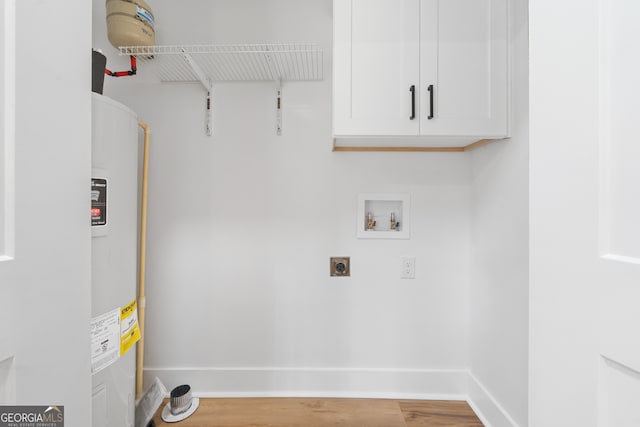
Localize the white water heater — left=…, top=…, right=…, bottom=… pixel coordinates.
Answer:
left=91, top=93, right=139, bottom=427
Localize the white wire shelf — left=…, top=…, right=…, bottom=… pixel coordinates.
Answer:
left=118, top=43, right=323, bottom=82
left=117, top=43, right=323, bottom=136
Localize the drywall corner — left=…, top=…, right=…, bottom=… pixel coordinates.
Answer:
left=467, top=372, right=521, bottom=427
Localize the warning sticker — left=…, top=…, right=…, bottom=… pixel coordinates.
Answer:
left=91, top=299, right=141, bottom=374
left=91, top=178, right=107, bottom=226
left=90, top=308, right=120, bottom=374
left=120, top=298, right=141, bottom=356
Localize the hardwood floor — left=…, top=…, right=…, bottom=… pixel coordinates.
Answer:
left=152, top=398, right=484, bottom=426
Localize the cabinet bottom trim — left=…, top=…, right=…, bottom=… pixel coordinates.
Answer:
left=332, top=138, right=503, bottom=153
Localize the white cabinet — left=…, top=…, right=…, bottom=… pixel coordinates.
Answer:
left=333, top=0, right=509, bottom=146
left=333, top=0, right=420, bottom=136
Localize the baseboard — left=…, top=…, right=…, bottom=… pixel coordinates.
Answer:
left=466, top=372, right=521, bottom=427
left=143, top=367, right=468, bottom=400
left=143, top=367, right=521, bottom=426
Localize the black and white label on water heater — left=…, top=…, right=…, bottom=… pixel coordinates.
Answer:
left=91, top=178, right=107, bottom=226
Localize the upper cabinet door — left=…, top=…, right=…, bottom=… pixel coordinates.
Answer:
left=420, top=0, right=508, bottom=137
left=333, top=0, right=509, bottom=144
left=333, top=0, right=420, bottom=136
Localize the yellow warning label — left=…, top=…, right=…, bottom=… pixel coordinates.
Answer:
left=120, top=298, right=141, bottom=356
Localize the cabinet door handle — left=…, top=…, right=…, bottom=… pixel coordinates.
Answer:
left=427, top=84, right=434, bottom=120
left=409, top=85, right=416, bottom=120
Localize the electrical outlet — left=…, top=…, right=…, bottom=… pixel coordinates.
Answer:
left=401, top=257, right=415, bottom=279
left=330, top=257, right=350, bottom=277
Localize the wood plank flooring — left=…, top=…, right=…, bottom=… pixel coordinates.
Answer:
left=152, top=398, right=484, bottom=426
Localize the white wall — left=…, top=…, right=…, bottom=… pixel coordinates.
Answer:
left=93, top=0, right=474, bottom=397
left=468, top=0, right=529, bottom=426
left=529, top=0, right=601, bottom=425
left=0, top=0, right=92, bottom=425
left=0, top=1, right=7, bottom=258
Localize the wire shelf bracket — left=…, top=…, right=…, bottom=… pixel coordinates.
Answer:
left=276, top=79, right=282, bottom=136
left=179, top=50, right=213, bottom=136
left=118, top=44, right=324, bottom=136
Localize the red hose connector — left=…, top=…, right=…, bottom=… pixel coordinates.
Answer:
left=105, top=55, right=137, bottom=77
